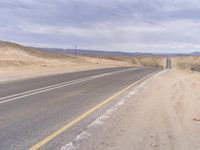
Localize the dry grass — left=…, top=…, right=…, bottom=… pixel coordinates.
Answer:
left=131, top=56, right=165, bottom=67
left=0, top=41, right=137, bottom=82
left=0, top=41, right=134, bottom=72
left=171, top=56, right=200, bottom=71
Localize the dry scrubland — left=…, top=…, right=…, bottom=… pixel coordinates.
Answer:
left=96, top=56, right=166, bottom=68
left=0, top=41, right=167, bottom=71
left=131, top=56, right=200, bottom=71
left=131, top=56, right=165, bottom=67
left=0, top=41, right=168, bottom=82
left=1, top=41, right=200, bottom=82
left=0, top=41, right=133, bottom=81
left=171, top=56, right=200, bottom=71
left=0, top=41, right=132, bottom=71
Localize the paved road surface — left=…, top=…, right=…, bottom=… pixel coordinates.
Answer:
left=166, top=58, right=172, bottom=69
left=0, top=67, right=161, bottom=150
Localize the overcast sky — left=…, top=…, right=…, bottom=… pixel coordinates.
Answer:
left=1, top=0, right=200, bottom=53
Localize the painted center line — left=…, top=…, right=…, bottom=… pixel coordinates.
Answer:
left=0, top=68, right=136, bottom=105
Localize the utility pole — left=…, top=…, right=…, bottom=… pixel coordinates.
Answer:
left=75, top=44, right=77, bottom=56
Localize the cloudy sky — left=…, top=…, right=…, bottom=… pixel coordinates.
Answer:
left=1, top=0, right=200, bottom=53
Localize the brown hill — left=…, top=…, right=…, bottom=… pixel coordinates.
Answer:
left=0, top=41, right=132, bottom=71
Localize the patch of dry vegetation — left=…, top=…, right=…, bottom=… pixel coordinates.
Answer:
left=90, top=56, right=166, bottom=68
left=0, top=41, right=138, bottom=82
left=0, top=41, right=133, bottom=72
left=131, top=56, right=165, bottom=67
left=171, top=56, right=200, bottom=71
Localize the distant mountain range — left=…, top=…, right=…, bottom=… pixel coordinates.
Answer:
left=0, top=41, right=200, bottom=57
left=191, top=51, right=200, bottom=56
left=37, top=48, right=158, bottom=57
left=37, top=47, right=200, bottom=57
left=2, top=40, right=200, bottom=57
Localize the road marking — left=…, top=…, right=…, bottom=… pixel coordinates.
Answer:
left=29, top=69, right=162, bottom=150
left=0, top=78, right=91, bottom=104
left=0, top=77, right=90, bottom=100
left=0, top=68, right=137, bottom=105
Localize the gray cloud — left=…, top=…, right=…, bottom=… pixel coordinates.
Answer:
left=0, top=0, right=200, bottom=53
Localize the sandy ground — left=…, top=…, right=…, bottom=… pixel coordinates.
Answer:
left=0, top=61, right=128, bottom=83
left=0, top=41, right=134, bottom=82
left=68, top=70, right=200, bottom=150
left=0, top=50, right=133, bottom=83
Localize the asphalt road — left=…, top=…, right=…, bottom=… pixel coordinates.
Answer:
left=166, top=58, right=172, bottom=69
left=0, top=67, right=161, bottom=150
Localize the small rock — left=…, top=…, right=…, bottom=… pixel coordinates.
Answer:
left=193, top=118, right=200, bottom=122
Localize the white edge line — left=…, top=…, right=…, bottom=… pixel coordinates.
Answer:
left=0, top=77, right=92, bottom=100
left=0, top=68, right=137, bottom=104
left=59, top=69, right=164, bottom=150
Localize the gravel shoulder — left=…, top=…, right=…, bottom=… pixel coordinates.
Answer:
left=71, top=70, right=200, bottom=150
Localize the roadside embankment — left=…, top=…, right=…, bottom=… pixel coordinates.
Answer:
left=131, top=56, right=166, bottom=68
left=0, top=41, right=133, bottom=82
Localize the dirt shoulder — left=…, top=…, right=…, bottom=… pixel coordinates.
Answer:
left=73, top=70, right=200, bottom=150
left=0, top=60, right=131, bottom=83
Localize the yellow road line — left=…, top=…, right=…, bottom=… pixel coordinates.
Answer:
left=29, top=69, right=162, bottom=150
